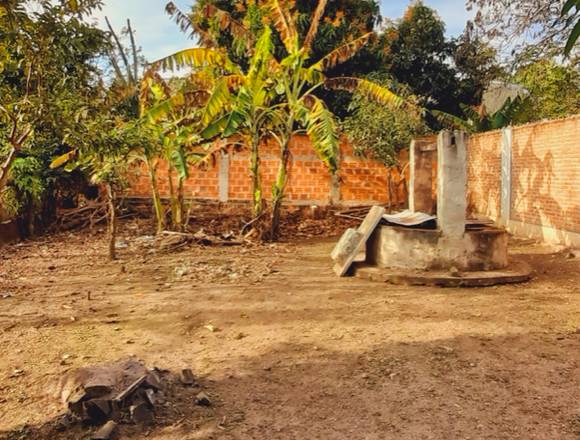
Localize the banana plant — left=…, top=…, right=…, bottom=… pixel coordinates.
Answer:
left=140, top=68, right=243, bottom=231
left=157, top=0, right=407, bottom=240
left=250, top=0, right=405, bottom=239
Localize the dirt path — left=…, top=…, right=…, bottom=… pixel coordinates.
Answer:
left=0, top=228, right=579, bottom=439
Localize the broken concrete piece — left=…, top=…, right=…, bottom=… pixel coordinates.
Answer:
left=144, top=389, right=156, bottom=407
left=180, top=369, right=195, bottom=386
left=195, top=391, right=211, bottom=406
left=91, top=421, right=117, bottom=440
left=114, top=375, right=147, bottom=404
left=144, top=370, right=162, bottom=390
left=130, top=400, right=153, bottom=425
left=333, top=206, right=385, bottom=277
left=85, top=399, right=112, bottom=424
left=330, top=228, right=362, bottom=261
left=67, top=388, right=88, bottom=416
left=59, top=358, right=148, bottom=407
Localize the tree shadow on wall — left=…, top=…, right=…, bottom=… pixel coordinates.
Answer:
left=511, top=125, right=579, bottom=243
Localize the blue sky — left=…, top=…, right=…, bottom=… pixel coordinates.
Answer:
left=93, top=1, right=473, bottom=62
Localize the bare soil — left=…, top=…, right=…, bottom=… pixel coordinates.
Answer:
left=0, top=220, right=579, bottom=440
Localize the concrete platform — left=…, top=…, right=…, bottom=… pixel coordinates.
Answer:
left=353, top=259, right=533, bottom=288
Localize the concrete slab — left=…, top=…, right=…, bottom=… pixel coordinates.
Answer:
left=332, top=206, right=385, bottom=277
left=353, top=259, right=532, bottom=288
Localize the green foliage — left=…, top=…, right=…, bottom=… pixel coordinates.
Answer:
left=513, top=59, right=580, bottom=122
left=381, top=2, right=504, bottom=124
left=166, top=0, right=385, bottom=117
left=562, top=0, right=580, bottom=56
left=432, top=96, right=531, bottom=133
left=343, top=74, right=428, bottom=166
left=382, top=1, right=458, bottom=115
left=453, top=26, right=505, bottom=105
left=0, top=0, right=107, bottom=229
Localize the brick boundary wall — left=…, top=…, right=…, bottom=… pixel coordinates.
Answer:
left=127, top=115, right=579, bottom=247
left=128, top=135, right=408, bottom=208
left=467, top=114, right=580, bottom=247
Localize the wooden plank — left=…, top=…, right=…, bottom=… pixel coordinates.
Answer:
left=333, top=206, right=385, bottom=277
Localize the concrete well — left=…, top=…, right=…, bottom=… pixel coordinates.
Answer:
left=366, top=225, right=509, bottom=272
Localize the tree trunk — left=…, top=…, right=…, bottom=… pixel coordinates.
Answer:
left=250, top=135, right=263, bottom=218
left=270, top=141, right=291, bottom=241
left=0, top=145, right=18, bottom=194
left=106, top=183, right=117, bottom=261
left=176, top=177, right=185, bottom=231
left=167, top=164, right=178, bottom=230
left=26, top=198, right=35, bottom=237
left=146, top=156, right=165, bottom=234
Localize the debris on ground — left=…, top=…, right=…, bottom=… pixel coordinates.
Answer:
left=55, top=358, right=208, bottom=438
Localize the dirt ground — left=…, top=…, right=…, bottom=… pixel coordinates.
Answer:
left=0, top=219, right=579, bottom=440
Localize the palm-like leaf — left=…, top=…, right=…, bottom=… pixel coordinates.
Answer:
left=302, top=96, right=339, bottom=173
left=431, top=109, right=473, bottom=131
left=311, top=33, right=374, bottom=72
left=165, top=2, right=196, bottom=39
left=248, top=26, right=275, bottom=82
left=303, top=0, right=328, bottom=53
left=170, top=145, right=189, bottom=180
left=202, top=4, right=250, bottom=42
left=324, top=77, right=405, bottom=108
left=201, top=78, right=231, bottom=126
left=262, top=0, right=299, bottom=53
left=151, top=48, right=231, bottom=72
left=144, top=91, right=211, bottom=123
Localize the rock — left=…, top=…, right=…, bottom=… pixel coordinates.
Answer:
left=144, top=389, right=156, bottom=407
left=91, top=421, right=117, bottom=440
left=130, top=400, right=154, bottom=426
left=179, top=369, right=195, bottom=386
left=195, top=391, right=211, bottom=406
left=448, top=266, right=461, bottom=277
left=144, top=371, right=162, bottom=391
left=55, top=413, right=75, bottom=432
left=84, top=399, right=112, bottom=424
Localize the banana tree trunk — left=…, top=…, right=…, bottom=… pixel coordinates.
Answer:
left=270, top=140, right=291, bottom=241
left=250, top=135, right=263, bottom=218
left=167, top=164, right=178, bottom=230
left=176, top=177, right=185, bottom=231
left=145, top=156, right=165, bottom=234
left=105, top=183, right=117, bottom=261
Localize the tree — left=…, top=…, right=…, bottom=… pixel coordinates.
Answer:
left=562, top=0, right=580, bottom=56
left=343, top=74, right=427, bottom=166
left=165, top=0, right=386, bottom=116
left=0, top=0, right=107, bottom=234
left=512, top=58, right=580, bottom=121
left=51, top=111, right=140, bottom=260
left=382, top=2, right=461, bottom=117
left=467, top=0, right=579, bottom=56
left=155, top=0, right=407, bottom=240
left=453, top=24, right=505, bottom=105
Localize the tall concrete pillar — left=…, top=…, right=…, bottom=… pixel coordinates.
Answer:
left=437, top=131, right=467, bottom=238
left=500, top=127, right=512, bottom=227
left=409, top=138, right=436, bottom=214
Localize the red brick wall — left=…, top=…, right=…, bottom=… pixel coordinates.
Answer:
left=510, top=116, right=580, bottom=233
left=466, top=130, right=503, bottom=219
left=127, top=135, right=408, bottom=207
left=467, top=115, right=580, bottom=233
